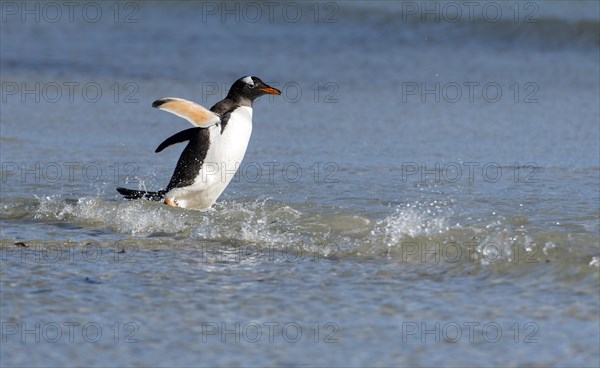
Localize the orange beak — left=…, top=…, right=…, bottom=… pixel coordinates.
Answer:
left=259, top=87, right=281, bottom=95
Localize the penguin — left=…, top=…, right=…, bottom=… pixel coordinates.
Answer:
left=116, top=76, right=281, bottom=210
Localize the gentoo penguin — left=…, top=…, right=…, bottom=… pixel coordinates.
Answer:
left=116, top=76, right=281, bottom=210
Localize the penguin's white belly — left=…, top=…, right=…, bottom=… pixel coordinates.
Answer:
left=166, top=106, right=253, bottom=210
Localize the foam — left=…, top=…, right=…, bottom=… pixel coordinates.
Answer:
left=34, top=195, right=188, bottom=235
left=372, top=204, right=451, bottom=245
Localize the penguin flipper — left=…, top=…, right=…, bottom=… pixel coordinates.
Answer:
left=155, top=128, right=198, bottom=153
left=152, top=97, right=221, bottom=128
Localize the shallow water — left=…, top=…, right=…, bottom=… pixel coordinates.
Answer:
left=1, top=1, right=599, bottom=367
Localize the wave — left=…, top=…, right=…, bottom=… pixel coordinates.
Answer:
left=1, top=195, right=598, bottom=282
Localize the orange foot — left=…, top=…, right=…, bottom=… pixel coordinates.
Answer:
left=164, top=196, right=178, bottom=207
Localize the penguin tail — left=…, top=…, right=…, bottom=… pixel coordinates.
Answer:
left=116, top=187, right=166, bottom=201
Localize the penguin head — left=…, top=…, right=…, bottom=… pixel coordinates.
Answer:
left=227, top=76, right=281, bottom=104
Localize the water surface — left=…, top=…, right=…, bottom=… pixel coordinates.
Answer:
left=1, top=1, right=599, bottom=367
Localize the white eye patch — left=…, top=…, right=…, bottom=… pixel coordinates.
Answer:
left=242, top=76, right=254, bottom=86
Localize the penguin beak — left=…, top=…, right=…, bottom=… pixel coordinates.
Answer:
left=259, top=86, right=281, bottom=95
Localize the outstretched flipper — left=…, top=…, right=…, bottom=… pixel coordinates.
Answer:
left=152, top=98, right=220, bottom=128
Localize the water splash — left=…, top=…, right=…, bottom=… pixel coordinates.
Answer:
left=34, top=195, right=188, bottom=235
left=371, top=202, right=451, bottom=246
